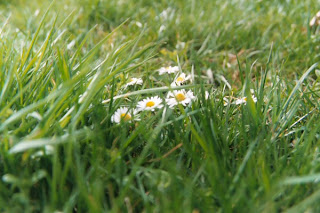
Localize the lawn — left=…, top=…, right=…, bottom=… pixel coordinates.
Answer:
left=1, top=0, right=320, bottom=212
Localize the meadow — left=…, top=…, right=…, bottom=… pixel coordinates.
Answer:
left=1, top=0, right=320, bottom=212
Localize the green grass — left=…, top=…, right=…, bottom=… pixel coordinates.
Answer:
left=1, top=0, right=320, bottom=212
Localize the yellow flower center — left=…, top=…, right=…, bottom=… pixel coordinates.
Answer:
left=244, top=97, right=247, bottom=101
left=146, top=101, right=155, bottom=107
left=176, top=76, right=184, bottom=82
left=121, top=113, right=131, bottom=121
left=175, top=93, right=186, bottom=102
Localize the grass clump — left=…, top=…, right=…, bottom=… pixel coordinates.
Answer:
left=1, top=0, right=320, bottom=212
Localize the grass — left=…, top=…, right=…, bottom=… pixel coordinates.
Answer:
left=1, top=0, right=320, bottom=212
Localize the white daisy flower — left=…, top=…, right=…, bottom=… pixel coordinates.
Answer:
left=159, top=25, right=166, bottom=34
left=166, top=89, right=196, bottom=108
left=136, top=96, right=164, bottom=111
left=205, top=91, right=210, bottom=100
left=310, top=11, right=320, bottom=27
left=170, top=72, right=192, bottom=86
left=124, top=77, right=143, bottom=88
left=175, top=41, right=186, bottom=50
left=235, top=97, right=247, bottom=105
left=158, top=66, right=179, bottom=75
left=158, top=8, right=175, bottom=21
left=111, top=107, right=139, bottom=124
left=135, top=21, right=143, bottom=28
left=223, top=97, right=231, bottom=106
left=234, top=96, right=257, bottom=105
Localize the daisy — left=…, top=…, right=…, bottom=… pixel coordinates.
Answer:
left=175, top=41, right=186, bottom=50
left=166, top=89, right=196, bottom=108
left=124, top=77, right=143, bottom=88
left=310, top=11, right=320, bottom=27
left=170, top=72, right=191, bottom=86
left=111, top=107, right=138, bottom=124
left=223, top=97, right=231, bottom=106
left=158, top=66, right=179, bottom=75
left=136, top=96, right=163, bottom=111
left=205, top=91, right=210, bottom=100
left=234, top=96, right=257, bottom=105
left=158, top=8, right=175, bottom=21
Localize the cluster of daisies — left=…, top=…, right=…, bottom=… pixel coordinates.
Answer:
left=111, top=66, right=196, bottom=124
left=110, top=65, right=259, bottom=124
